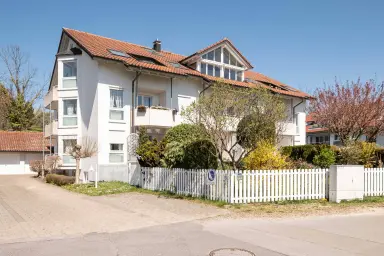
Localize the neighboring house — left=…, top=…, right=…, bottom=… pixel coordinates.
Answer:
left=306, top=114, right=384, bottom=146
left=0, top=131, right=48, bottom=174
left=44, top=28, right=311, bottom=172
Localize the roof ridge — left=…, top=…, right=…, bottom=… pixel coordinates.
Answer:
left=63, top=28, right=186, bottom=59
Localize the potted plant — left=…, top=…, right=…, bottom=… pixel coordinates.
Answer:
left=137, top=105, right=147, bottom=112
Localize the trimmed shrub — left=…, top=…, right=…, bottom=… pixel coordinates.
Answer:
left=164, top=124, right=206, bottom=144
left=313, top=148, right=336, bottom=168
left=163, top=141, right=185, bottom=168
left=281, top=144, right=331, bottom=163
left=243, top=141, right=288, bottom=170
left=46, top=174, right=75, bottom=186
left=183, top=139, right=218, bottom=169
left=337, top=141, right=377, bottom=167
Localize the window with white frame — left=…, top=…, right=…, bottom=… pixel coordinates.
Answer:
left=62, top=139, right=76, bottom=164
left=109, top=143, right=124, bottom=163
left=63, top=99, right=77, bottom=126
left=110, top=89, right=124, bottom=120
left=200, top=46, right=244, bottom=81
left=62, top=61, right=77, bottom=89
left=137, top=95, right=152, bottom=107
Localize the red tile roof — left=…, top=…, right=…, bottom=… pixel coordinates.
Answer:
left=63, top=28, right=311, bottom=99
left=0, top=131, right=49, bottom=152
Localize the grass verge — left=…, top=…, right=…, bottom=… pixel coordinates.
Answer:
left=62, top=181, right=384, bottom=217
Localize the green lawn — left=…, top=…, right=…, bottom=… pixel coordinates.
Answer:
left=63, top=181, right=139, bottom=196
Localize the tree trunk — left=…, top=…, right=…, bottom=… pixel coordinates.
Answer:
left=75, top=158, right=80, bottom=184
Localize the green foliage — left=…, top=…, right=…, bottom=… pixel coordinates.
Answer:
left=338, top=142, right=377, bottom=167
left=136, top=138, right=163, bottom=167
left=243, top=140, right=288, bottom=170
left=7, top=94, right=35, bottom=131
left=164, top=124, right=206, bottom=144
left=281, top=144, right=331, bottom=163
left=46, top=174, right=75, bottom=186
left=138, top=126, right=150, bottom=145
left=237, top=114, right=276, bottom=149
left=163, top=124, right=216, bottom=169
left=183, top=139, right=218, bottom=169
left=0, top=84, right=11, bottom=130
left=163, top=141, right=185, bottom=168
left=313, top=148, right=336, bottom=168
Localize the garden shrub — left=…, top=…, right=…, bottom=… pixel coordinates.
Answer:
left=46, top=174, right=75, bottom=186
left=163, top=124, right=206, bottom=144
left=183, top=139, right=218, bottom=169
left=30, top=160, right=44, bottom=176
left=313, top=148, right=336, bottom=168
left=163, top=124, right=217, bottom=168
left=243, top=140, right=288, bottom=170
left=281, top=144, right=331, bottom=163
left=338, top=141, right=377, bottom=167
left=136, top=139, right=164, bottom=167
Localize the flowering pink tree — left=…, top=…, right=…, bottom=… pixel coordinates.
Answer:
left=310, top=79, right=384, bottom=144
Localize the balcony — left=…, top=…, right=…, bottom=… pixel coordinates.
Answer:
left=44, top=86, right=58, bottom=109
left=44, top=120, right=58, bottom=138
left=135, top=107, right=175, bottom=128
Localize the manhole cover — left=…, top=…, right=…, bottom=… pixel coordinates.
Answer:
left=209, top=248, right=256, bottom=256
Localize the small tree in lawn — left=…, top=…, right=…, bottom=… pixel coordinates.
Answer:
left=310, top=79, right=384, bottom=144
left=182, top=81, right=286, bottom=170
left=68, top=137, right=98, bottom=184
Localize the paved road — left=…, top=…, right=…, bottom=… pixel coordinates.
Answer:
left=1, top=175, right=384, bottom=255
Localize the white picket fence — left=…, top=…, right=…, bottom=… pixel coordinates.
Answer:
left=364, top=168, right=384, bottom=196
left=138, top=167, right=329, bottom=203
left=140, top=168, right=231, bottom=202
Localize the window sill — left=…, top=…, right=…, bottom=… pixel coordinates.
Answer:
left=109, top=120, right=126, bottom=124
left=59, top=126, right=78, bottom=129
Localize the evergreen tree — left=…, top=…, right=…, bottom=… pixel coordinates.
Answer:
left=0, top=84, right=11, bottom=130
left=7, top=95, right=35, bottom=131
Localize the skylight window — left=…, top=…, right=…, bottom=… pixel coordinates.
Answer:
left=169, top=62, right=186, bottom=69
left=108, top=49, right=130, bottom=58
left=131, top=54, right=164, bottom=66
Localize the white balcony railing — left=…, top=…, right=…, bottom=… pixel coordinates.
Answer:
left=135, top=107, right=175, bottom=128
left=44, top=120, right=58, bottom=137
left=44, top=86, right=58, bottom=108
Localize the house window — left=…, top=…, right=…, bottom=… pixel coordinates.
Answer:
left=138, top=95, right=152, bottom=107
left=200, top=46, right=245, bottom=81
left=62, top=139, right=76, bottom=164
left=63, top=99, right=77, bottom=126
left=62, top=61, right=77, bottom=89
left=109, top=143, right=124, bottom=163
left=334, top=135, right=340, bottom=141
left=110, top=89, right=124, bottom=120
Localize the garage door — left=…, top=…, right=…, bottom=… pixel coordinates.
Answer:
left=0, top=153, right=22, bottom=174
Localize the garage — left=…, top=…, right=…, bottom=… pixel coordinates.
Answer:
left=0, top=131, right=48, bottom=175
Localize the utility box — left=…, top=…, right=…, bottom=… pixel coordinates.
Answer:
left=329, top=165, right=364, bottom=203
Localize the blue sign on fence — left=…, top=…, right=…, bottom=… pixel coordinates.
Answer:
left=207, top=170, right=216, bottom=185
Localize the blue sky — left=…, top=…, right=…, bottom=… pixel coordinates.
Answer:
left=1, top=0, right=383, bottom=99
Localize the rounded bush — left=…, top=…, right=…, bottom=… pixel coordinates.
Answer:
left=164, top=124, right=206, bottom=144
left=183, top=139, right=218, bottom=169
left=313, top=148, right=336, bottom=168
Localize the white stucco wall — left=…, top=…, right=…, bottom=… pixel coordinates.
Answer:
left=0, top=152, right=43, bottom=174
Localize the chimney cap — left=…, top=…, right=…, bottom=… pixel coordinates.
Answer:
left=153, top=39, right=161, bottom=52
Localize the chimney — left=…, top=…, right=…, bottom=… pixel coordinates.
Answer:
left=153, top=39, right=161, bottom=52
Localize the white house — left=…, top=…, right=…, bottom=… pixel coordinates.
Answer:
left=0, top=131, right=48, bottom=174
left=44, top=28, right=311, bottom=172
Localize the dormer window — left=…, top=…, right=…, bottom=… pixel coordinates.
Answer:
left=199, top=46, right=245, bottom=81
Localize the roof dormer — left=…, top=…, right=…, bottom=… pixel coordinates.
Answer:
left=181, top=38, right=253, bottom=82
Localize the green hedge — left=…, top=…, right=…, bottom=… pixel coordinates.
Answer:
left=281, top=144, right=331, bottom=163
left=46, top=174, right=75, bottom=186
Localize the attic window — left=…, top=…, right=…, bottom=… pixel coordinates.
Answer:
left=145, top=48, right=163, bottom=56
left=169, top=62, right=186, bottom=69
left=131, top=54, right=164, bottom=66
left=108, top=49, right=130, bottom=58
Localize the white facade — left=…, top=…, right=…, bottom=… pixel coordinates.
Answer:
left=44, top=33, right=307, bottom=172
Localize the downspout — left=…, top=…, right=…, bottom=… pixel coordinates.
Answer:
left=170, top=77, right=173, bottom=109
left=131, top=71, right=142, bottom=133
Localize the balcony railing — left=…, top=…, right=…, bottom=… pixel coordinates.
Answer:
left=135, top=107, right=175, bottom=127
left=44, top=120, right=58, bottom=138
left=44, top=86, right=58, bottom=108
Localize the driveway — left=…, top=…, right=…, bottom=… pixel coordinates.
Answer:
left=2, top=175, right=384, bottom=256
left=0, top=175, right=225, bottom=243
